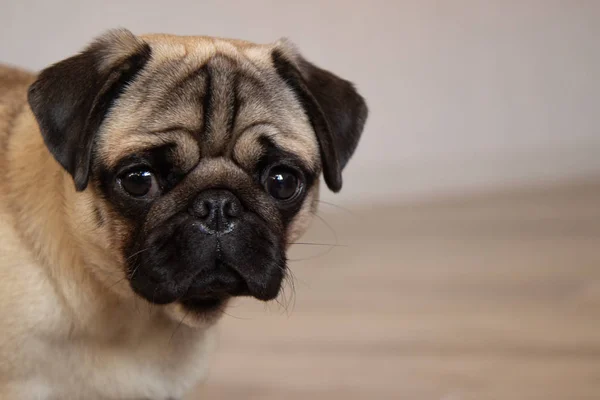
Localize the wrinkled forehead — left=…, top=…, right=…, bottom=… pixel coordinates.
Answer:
left=97, top=34, right=319, bottom=172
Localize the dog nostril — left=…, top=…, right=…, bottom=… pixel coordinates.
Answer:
left=223, top=200, right=241, bottom=218
left=196, top=200, right=211, bottom=219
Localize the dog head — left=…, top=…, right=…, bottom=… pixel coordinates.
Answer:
left=27, top=29, right=367, bottom=323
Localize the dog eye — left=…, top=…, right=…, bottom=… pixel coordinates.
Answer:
left=119, top=170, right=159, bottom=198
left=265, top=166, right=302, bottom=201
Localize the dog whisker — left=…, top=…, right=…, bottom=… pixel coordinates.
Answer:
left=104, top=259, right=143, bottom=291
left=315, top=200, right=356, bottom=216
left=169, top=308, right=191, bottom=345
left=128, top=262, right=143, bottom=280
left=273, top=297, right=287, bottom=315
left=218, top=305, right=253, bottom=320
left=106, top=275, right=128, bottom=290
left=288, top=247, right=337, bottom=262
left=133, top=295, right=141, bottom=316
left=287, top=211, right=343, bottom=262
left=284, top=270, right=297, bottom=315
left=311, top=211, right=340, bottom=246
left=290, top=242, right=347, bottom=247
left=126, top=247, right=153, bottom=262
left=274, top=284, right=289, bottom=315
left=92, top=248, right=153, bottom=292
left=271, top=263, right=297, bottom=316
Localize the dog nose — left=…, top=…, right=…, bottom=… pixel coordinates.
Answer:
left=191, top=189, right=242, bottom=234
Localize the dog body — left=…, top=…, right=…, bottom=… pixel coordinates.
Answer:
left=0, top=31, right=366, bottom=399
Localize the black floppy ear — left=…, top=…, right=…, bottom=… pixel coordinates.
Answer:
left=27, top=28, right=151, bottom=191
left=271, top=41, right=368, bottom=192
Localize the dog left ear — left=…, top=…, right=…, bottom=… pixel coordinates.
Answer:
left=28, top=28, right=152, bottom=191
left=271, top=41, right=368, bottom=192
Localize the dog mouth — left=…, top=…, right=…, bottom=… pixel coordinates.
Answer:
left=127, top=216, right=286, bottom=311
left=128, top=252, right=285, bottom=313
left=180, top=296, right=226, bottom=313
left=179, top=260, right=252, bottom=312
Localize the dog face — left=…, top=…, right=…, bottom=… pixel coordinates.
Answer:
left=27, top=29, right=367, bottom=322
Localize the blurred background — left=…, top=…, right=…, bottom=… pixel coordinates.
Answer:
left=2, top=1, right=600, bottom=399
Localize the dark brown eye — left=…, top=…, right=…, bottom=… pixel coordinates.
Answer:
left=265, top=166, right=302, bottom=201
left=119, top=170, right=159, bottom=198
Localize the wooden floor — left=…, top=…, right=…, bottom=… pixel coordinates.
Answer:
left=190, top=180, right=600, bottom=400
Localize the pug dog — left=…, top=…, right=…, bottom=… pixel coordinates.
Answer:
left=0, top=29, right=367, bottom=399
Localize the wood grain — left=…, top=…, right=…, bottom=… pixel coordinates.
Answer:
left=190, top=180, right=600, bottom=400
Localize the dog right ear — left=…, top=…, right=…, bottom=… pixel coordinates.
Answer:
left=270, top=40, right=368, bottom=193
left=28, top=28, right=152, bottom=191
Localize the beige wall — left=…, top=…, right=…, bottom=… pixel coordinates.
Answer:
left=1, top=0, right=599, bottom=204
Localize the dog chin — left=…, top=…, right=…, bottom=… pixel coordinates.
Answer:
left=163, top=300, right=232, bottom=328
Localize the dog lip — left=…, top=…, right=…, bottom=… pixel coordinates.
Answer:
left=182, top=261, right=250, bottom=298
left=181, top=296, right=226, bottom=312
left=192, top=219, right=238, bottom=236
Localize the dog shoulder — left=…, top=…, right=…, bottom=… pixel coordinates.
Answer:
left=0, top=207, right=66, bottom=379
